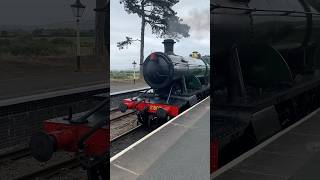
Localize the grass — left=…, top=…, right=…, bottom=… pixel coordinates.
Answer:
left=110, top=70, right=140, bottom=81
left=0, top=35, right=95, bottom=57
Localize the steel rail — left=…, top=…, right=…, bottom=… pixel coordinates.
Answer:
left=13, top=158, right=79, bottom=180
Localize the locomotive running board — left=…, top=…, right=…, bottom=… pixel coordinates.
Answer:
left=250, top=106, right=281, bottom=142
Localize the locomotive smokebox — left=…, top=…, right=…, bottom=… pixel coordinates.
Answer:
left=143, top=52, right=174, bottom=89
left=143, top=39, right=209, bottom=90
left=30, top=132, right=56, bottom=162
left=163, top=39, right=176, bottom=55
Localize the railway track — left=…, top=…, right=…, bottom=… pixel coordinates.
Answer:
left=0, top=108, right=136, bottom=179
left=17, top=108, right=138, bottom=179
left=0, top=88, right=149, bottom=179
left=111, top=125, right=142, bottom=142
left=110, top=109, right=136, bottom=122
left=0, top=141, right=88, bottom=180
left=109, top=107, right=147, bottom=158
left=14, top=158, right=80, bottom=180
left=0, top=147, right=31, bottom=162
left=0, top=148, right=78, bottom=180
left=110, top=125, right=149, bottom=157
left=110, top=96, right=212, bottom=157
left=0, top=94, right=208, bottom=179
left=0, top=142, right=79, bottom=179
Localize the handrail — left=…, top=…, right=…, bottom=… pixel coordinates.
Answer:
left=211, top=3, right=320, bottom=16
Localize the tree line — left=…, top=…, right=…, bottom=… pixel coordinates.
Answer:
left=0, top=28, right=95, bottom=38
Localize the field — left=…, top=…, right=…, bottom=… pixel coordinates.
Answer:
left=0, top=36, right=95, bottom=57
left=0, top=29, right=96, bottom=57
left=110, top=70, right=140, bottom=81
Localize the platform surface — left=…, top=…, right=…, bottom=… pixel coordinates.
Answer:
left=214, top=109, right=320, bottom=180
left=110, top=97, right=210, bottom=180
left=110, top=80, right=148, bottom=93
left=0, top=58, right=107, bottom=100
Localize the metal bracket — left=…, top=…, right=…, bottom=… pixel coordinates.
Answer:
left=227, top=45, right=246, bottom=100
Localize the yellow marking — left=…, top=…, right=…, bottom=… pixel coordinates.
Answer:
left=149, top=105, right=160, bottom=111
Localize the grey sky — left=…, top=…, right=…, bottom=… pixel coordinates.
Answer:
left=110, top=0, right=210, bottom=70
left=0, top=0, right=95, bottom=27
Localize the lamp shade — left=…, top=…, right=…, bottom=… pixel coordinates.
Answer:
left=71, top=0, right=86, bottom=18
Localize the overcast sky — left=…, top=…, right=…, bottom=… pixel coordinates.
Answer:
left=0, top=0, right=95, bottom=27
left=110, top=0, right=210, bottom=70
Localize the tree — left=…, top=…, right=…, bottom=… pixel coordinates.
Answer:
left=95, top=0, right=107, bottom=57
left=32, top=28, right=44, bottom=37
left=1, top=31, right=8, bottom=37
left=117, top=0, right=190, bottom=78
left=307, top=0, right=320, bottom=11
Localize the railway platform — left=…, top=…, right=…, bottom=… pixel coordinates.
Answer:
left=212, top=108, right=320, bottom=180
left=110, top=80, right=148, bottom=93
left=110, top=97, right=210, bottom=180
left=0, top=58, right=107, bottom=100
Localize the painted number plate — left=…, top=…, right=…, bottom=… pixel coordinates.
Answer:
left=149, top=105, right=160, bottom=111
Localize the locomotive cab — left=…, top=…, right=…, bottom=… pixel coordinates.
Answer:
left=211, top=0, right=320, bottom=172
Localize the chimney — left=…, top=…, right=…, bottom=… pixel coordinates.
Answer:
left=162, top=39, right=175, bottom=55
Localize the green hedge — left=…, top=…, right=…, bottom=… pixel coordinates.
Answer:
left=0, top=36, right=94, bottom=56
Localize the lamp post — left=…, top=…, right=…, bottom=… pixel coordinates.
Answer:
left=132, top=60, right=137, bottom=84
left=71, top=0, right=86, bottom=72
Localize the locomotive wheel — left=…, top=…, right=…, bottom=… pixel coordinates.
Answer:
left=30, top=132, right=56, bottom=162
left=137, top=112, right=170, bottom=129
left=137, top=111, right=152, bottom=129
left=160, top=116, right=169, bottom=127
left=86, top=162, right=108, bottom=180
left=146, top=118, right=151, bottom=129
left=137, top=113, right=146, bottom=124
left=160, top=116, right=171, bottom=124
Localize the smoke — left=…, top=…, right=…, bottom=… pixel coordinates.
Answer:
left=183, top=7, right=210, bottom=40
left=307, top=0, right=320, bottom=11
left=165, top=16, right=190, bottom=41
left=164, top=7, right=210, bottom=41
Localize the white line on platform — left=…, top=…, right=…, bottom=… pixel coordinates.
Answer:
left=110, top=96, right=210, bottom=162
left=211, top=107, right=320, bottom=179
left=113, top=164, right=140, bottom=176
